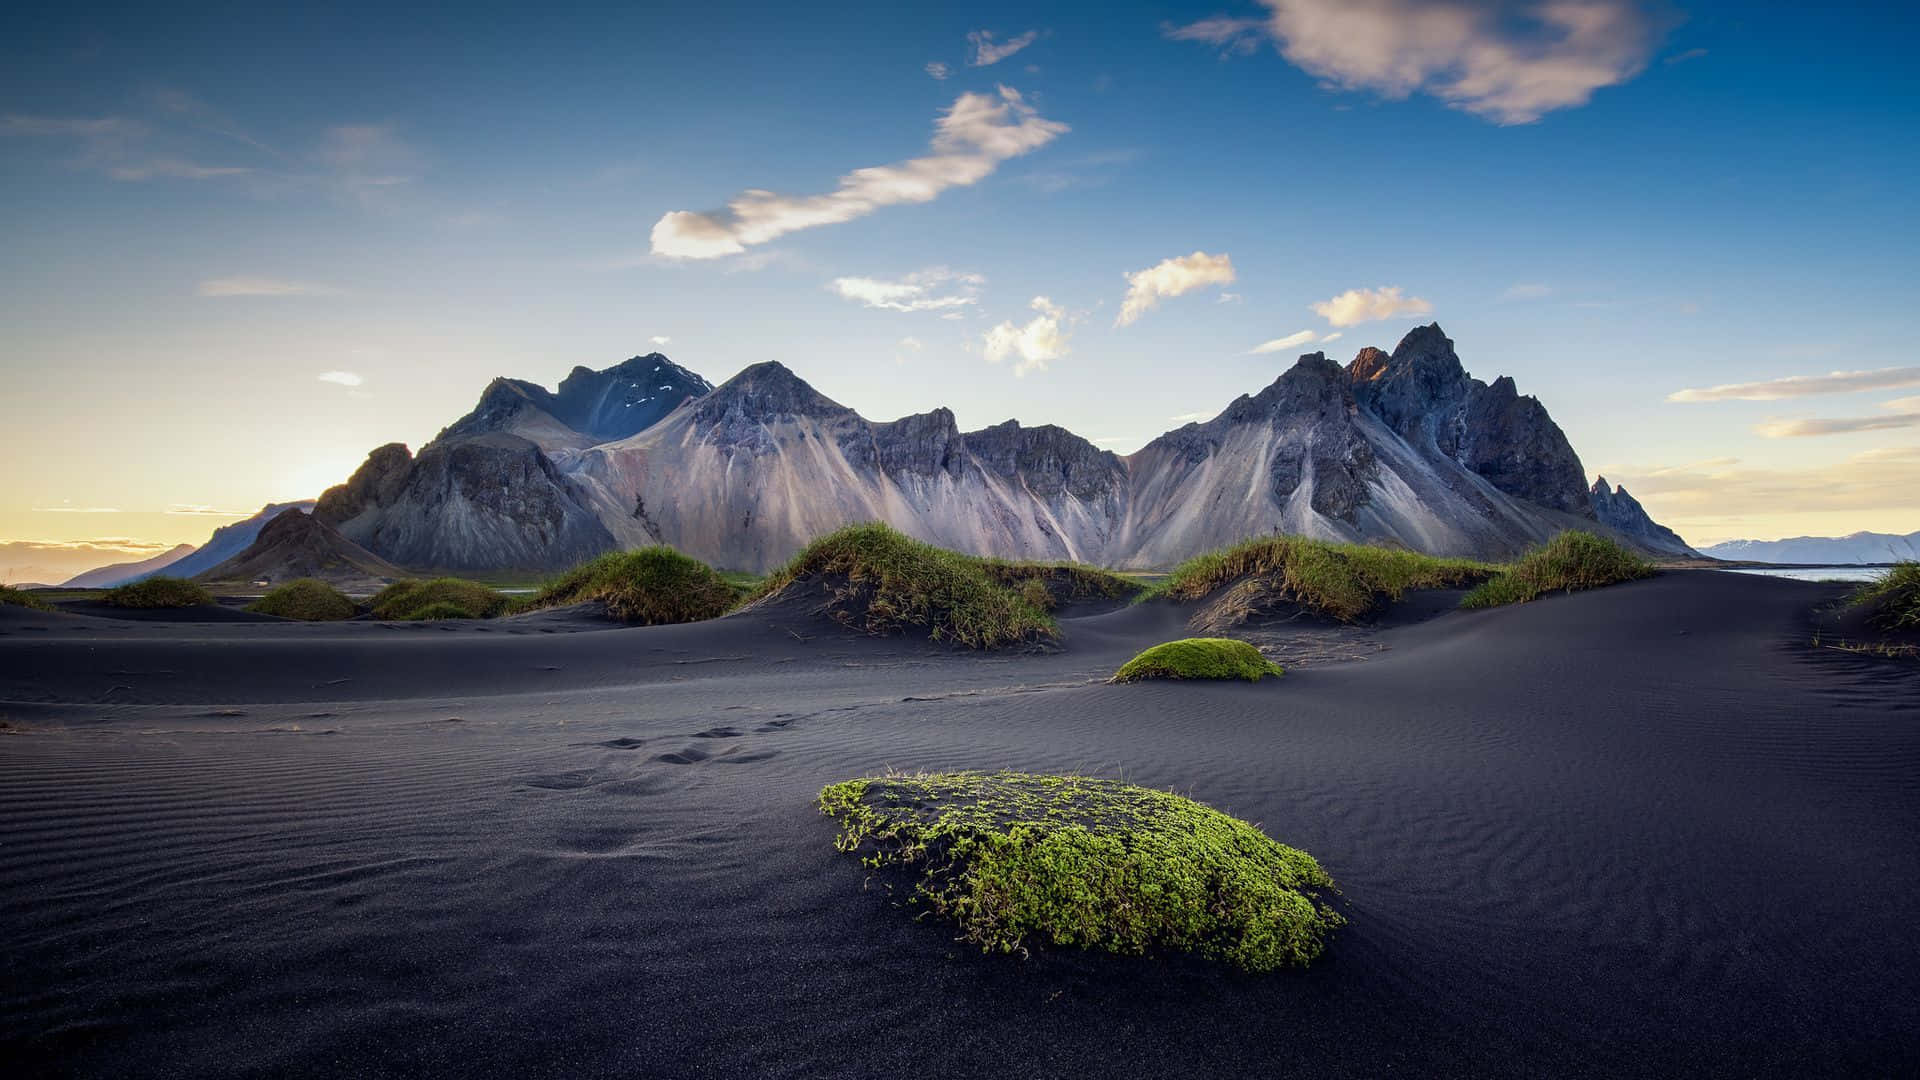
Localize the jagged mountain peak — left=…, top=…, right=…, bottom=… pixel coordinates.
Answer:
left=696, top=361, right=852, bottom=424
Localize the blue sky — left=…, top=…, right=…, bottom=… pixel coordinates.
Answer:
left=2, top=1, right=1917, bottom=579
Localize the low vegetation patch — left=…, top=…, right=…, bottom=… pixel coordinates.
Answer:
left=1460, top=531, right=1653, bottom=609
left=247, top=579, right=357, bottom=621
left=528, top=547, right=738, bottom=624
left=0, top=585, right=54, bottom=612
left=1146, top=535, right=1495, bottom=626
left=819, top=771, right=1342, bottom=972
left=1850, top=562, right=1920, bottom=631
left=1112, top=638, right=1284, bottom=683
left=978, top=559, right=1141, bottom=611
left=102, top=576, right=214, bottom=609
left=743, top=523, right=1056, bottom=648
left=369, top=578, right=511, bottom=620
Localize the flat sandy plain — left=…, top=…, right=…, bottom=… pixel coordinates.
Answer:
left=2, top=571, right=1915, bottom=1077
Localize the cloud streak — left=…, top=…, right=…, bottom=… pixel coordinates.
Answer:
left=1165, top=0, right=1664, bottom=124
left=1311, top=285, right=1432, bottom=327
left=1668, top=366, right=1920, bottom=402
left=968, top=30, right=1040, bottom=67
left=1251, top=330, right=1317, bottom=354
left=829, top=268, right=983, bottom=312
left=317, top=371, right=364, bottom=387
left=650, top=87, right=1067, bottom=259
left=1117, top=251, right=1235, bottom=326
left=1755, top=413, right=1920, bottom=439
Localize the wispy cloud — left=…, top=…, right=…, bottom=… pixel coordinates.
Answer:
left=1, top=112, right=253, bottom=181
left=650, top=335, right=672, bottom=346
left=1665, top=47, right=1709, bottom=65
left=1602, top=447, right=1920, bottom=542
left=1756, top=413, right=1920, bottom=438
left=1117, top=251, right=1235, bottom=326
left=1500, top=282, right=1552, bottom=301
left=1165, top=0, right=1665, bottom=125
left=650, top=87, right=1067, bottom=259
left=1669, top=366, right=1920, bottom=402
left=984, top=296, right=1069, bottom=377
left=1311, top=285, right=1432, bottom=327
left=1169, top=411, right=1214, bottom=423
left=167, top=504, right=256, bottom=516
left=968, top=29, right=1040, bottom=67
left=199, top=277, right=338, bottom=297
left=829, top=267, right=984, bottom=312
left=317, top=370, right=364, bottom=387
left=925, top=61, right=952, bottom=80
left=30, top=505, right=121, bottom=513
left=1250, top=330, right=1317, bottom=354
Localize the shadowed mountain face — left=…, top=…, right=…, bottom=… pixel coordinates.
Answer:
left=1590, top=477, right=1697, bottom=557
left=196, top=508, right=407, bottom=590
left=316, top=327, right=1690, bottom=572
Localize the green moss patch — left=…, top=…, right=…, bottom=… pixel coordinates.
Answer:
left=0, top=585, right=54, bottom=612
left=1461, top=531, right=1653, bottom=609
left=744, top=523, right=1056, bottom=649
left=103, top=576, right=214, bottom=609
left=369, top=578, right=511, bottom=620
left=1850, top=562, right=1920, bottom=631
left=977, top=559, right=1142, bottom=612
left=247, top=579, right=357, bottom=621
left=527, top=547, right=738, bottom=624
left=1146, top=535, right=1495, bottom=627
left=1113, top=638, right=1284, bottom=683
left=820, top=772, right=1341, bottom=972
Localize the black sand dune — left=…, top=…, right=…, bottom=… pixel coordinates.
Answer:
left=1, top=571, right=1915, bottom=1077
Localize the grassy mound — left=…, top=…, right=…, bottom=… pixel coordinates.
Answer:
left=978, top=559, right=1141, bottom=611
left=1850, top=562, right=1920, bottom=631
left=102, top=576, right=214, bottom=609
left=1461, top=531, right=1652, bottom=609
left=369, top=578, right=511, bottom=620
left=528, top=547, right=739, bottom=624
left=1113, top=638, right=1284, bottom=683
left=246, top=578, right=357, bottom=621
left=820, top=772, right=1342, bottom=972
left=0, top=585, right=53, bottom=612
left=1148, top=535, right=1495, bottom=626
left=744, top=523, right=1056, bottom=648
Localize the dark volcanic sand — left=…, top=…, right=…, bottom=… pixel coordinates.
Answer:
left=1, top=571, right=1915, bottom=1078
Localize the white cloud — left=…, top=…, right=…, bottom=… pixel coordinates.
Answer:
left=650, top=335, right=672, bottom=346
left=984, top=296, right=1069, bottom=377
left=968, top=30, right=1040, bottom=67
left=1501, top=282, right=1552, bottom=301
left=198, top=277, right=337, bottom=297
left=1320, top=331, right=1344, bottom=343
left=1169, top=411, right=1214, bottom=423
left=1669, top=366, right=1920, bottom=403
left=1217, top=291, right=1242, bottom=304
left=1165, top=0, right=1664, bottom=125
left=1310, top=285, right=1433, bottom=327
left=1883, top=396, right=1920, bottom=412
left=1756, top=413, right=1920, bottom=439
left=830, top=267, right=984, bottom=312
left=650, top=87, right=1067, bottom=259
left=925, top=61, right=952, bottom=80
left=317, top=371, right=364, bottom=387
left=1117, top=251, right=1236, bottom=326
left=1251, top=329, right=1318, bottom=354
left=899, top=336, right=924, bottom=350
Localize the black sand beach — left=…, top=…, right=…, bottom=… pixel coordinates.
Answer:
left=2, top=571, right=1915, bottom=1077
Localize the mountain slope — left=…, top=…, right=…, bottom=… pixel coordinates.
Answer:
left=1590, top=478, right=1696, bottom=557
left=196, top=508, right=407, bottom=589
left=62, top=544, right=196, bottom=588
left=1701, top=531, right=1920, bottom=564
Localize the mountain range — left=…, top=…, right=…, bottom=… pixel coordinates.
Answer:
left=1700, top=531, right=1920, bottom=564
left=58, top=501, right=317, bottom=588
left=306, top=324, right=1695, bottom=574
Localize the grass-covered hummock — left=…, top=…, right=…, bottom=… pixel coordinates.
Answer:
left=1460, top=531, right=1653, bottom=609
left=102, top=576, right=215, bottom=609
left=977, top=559, right=1142, bottom=612
left=369, top=578, right=511, bottom=620
left=819, top=771, right=1342, bottom=972
left=527, top=546, right=739, bottom=624
left=743, top=523, right=1057, bottom=648
left=0, top=585, right=54, bottom=612
left=1112, top=638, right=1284, bottom=683
left=1850, top=562, right=1920, bottom=631
left=246, top=578, right=357, bottom=621
left=1146, top=535, right=1495, bottom=624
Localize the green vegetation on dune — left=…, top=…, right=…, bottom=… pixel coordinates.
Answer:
left=744, top=523, right=1057, bottom=648
left=369, top=578, right=511, bottom=620
left=0, top=585, right=54, bottom=612
left=246, top=579, right=357, bottom=621
left=1850, top=562, right=1920, bottom=631
left=1146, top=535, right=1496, bottom=623
left=1460, top=531, right=1653, bottom=609
left=977, top=558, right=1141, bottom=611
left=1113, top=638, right=1284, bottom=683
left=819, top=771, right=1342, bottom=972
left=102, top=576, right=214, bottom=609
left=529, top=546, right=739, bottom=624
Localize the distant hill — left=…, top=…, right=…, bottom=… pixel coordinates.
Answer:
left=1700, top=531, right=1920, bottom=564
left=195, top=508, right=406, bottom=591
left=145, top=502, right=317, bottom=581
left=61, top=543, right=196, bottom=588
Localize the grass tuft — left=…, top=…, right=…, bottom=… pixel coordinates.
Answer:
left=369, top=578, right=511, bottom=621
left=246, top=579, right=357, bottom=621
left=528, top=547, right=739, bottom=624
left=1849, top=562, right=1920, bottom=631
left=102, top=576, right=214, bottom=609
left=1146, top=535, right=1495, bottom=624
left=0, top=585, right=54, bottom=612
left=1112, top=638, right=1284, bottom=683
left=819, top=771, right=1342, bottom=972
left=977, top=559, right=1141, bottom=612
left=1460, top=531, right=1653, bottom=609
left=743, top=523, right=1057, bottom=648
